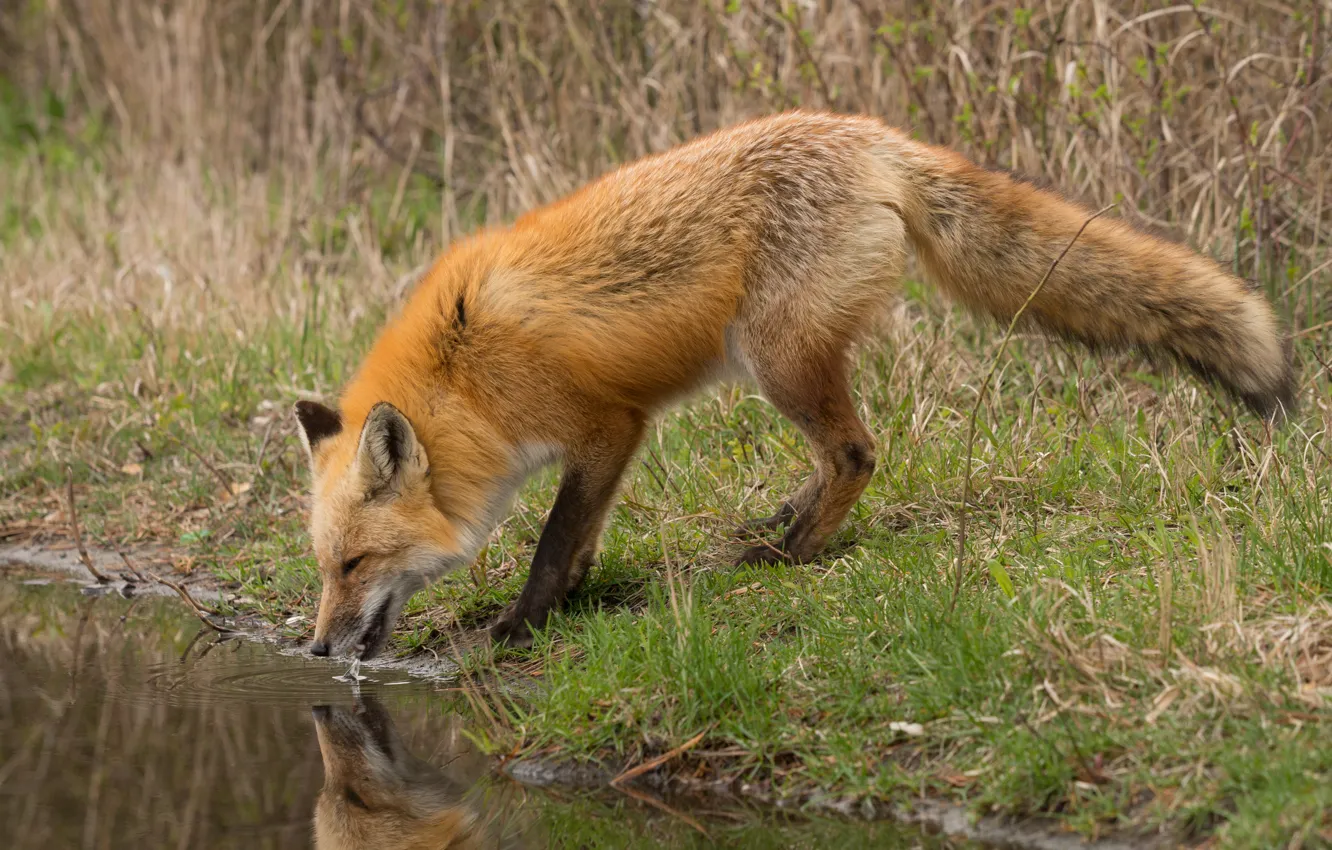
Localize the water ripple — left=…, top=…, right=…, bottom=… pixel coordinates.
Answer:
left=105, top=639, right=435, bottom=708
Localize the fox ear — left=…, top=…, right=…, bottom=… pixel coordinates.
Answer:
left=356, top=402, right=427, bottom=495
left=294, top=400, right=343, bottom=465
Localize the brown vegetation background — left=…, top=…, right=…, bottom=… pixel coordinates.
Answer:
left=1, top=0, right=1327, bottom=345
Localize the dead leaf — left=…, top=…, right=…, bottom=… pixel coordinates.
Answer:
left=121, top=462, right=143, bottom=476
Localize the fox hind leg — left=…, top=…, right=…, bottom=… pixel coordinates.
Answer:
left=735, top=353, right=876, bottom=565
left=731, top=199, right=901, bottom=562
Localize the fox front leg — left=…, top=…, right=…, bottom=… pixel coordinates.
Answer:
left=490, top=413, right=644, bottom=648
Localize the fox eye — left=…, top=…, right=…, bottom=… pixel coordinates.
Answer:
left=342, top=555, right=365, bottom=576
left=344, top=787, right=370, bottom=809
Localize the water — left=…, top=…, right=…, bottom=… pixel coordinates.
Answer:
left=0, top=579, right=951, bottom=848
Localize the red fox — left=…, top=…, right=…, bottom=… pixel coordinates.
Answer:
left=294, top=110, right=1292, bottom=656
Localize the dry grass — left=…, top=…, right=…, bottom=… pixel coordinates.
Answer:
left=1, top=0, right=1329, bottom=345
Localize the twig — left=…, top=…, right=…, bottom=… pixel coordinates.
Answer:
left=116, top=597, right=142, bottom=626
left=353, top=76, right=446, bottom=188
left=1019, top=654, right=1111, bottom=785
left=169, top=433, right=234, bottom=496
left=64, top=466, right=111, bottom=583
left=192, top=634, right=229, bottom=662
left=612, top=781, right=712, bottom=840
left=854, top=0, right=939, bottom=140
left=610, top=728, right=708, bottom=787
left=142, top=563, right=232, bottom=631
left=115, top=549, right=148, bottom=583
left=1309, top=344, right=1332, bottom=386
left=1293, top=317, right=1332, bottom=339
left=950, top=205, right=1115, bottom=611
left=777, top=6, right=833, bottom=106
left=252, top=417, right=277, bottom=474
left=1191, top=7, right=1266, bottom=281
left=177, top=627, right=209, bottom=663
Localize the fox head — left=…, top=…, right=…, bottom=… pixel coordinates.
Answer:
left=294, top=398, right=479, bottom=661
left=311, top=695, right=488, bottom=850
left=293, top=244, right=572, bottom=659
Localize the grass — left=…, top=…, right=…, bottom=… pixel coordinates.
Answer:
left=5, top=248, right=1331, bottom=846
left=495, top=363, right=1332, bottom=846
left=2, top=2, right=1331, bottom=846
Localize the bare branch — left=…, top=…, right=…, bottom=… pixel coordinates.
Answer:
left=64, top=465, right=111, bottom=583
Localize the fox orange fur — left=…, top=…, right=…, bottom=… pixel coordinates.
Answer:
left=294, top=110, right=1292, bottom=657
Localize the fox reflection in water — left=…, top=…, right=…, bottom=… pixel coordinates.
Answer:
left=311, top=694, right=527, bottom=850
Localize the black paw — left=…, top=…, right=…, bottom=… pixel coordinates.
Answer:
left=489, top=607, right=536, bottom=649
left=734, top=541, right=790, bottom=566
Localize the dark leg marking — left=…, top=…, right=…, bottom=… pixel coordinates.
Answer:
left=490, top=415, right=643, bottom=647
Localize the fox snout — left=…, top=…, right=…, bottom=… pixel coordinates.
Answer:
left=311, top=696, right=399, bottom=760
left=310, top=585, right=404, bottom=661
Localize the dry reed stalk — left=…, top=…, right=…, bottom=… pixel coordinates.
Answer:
left=0, top=1, right=1324, bottom=351
left=951, top=205, right=1115, bottom=610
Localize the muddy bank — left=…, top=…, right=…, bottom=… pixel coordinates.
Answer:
left=0, top=541, right=225, bottom=600
left=500, top=754, right=1167, bottom=850
left=0, top=542, right=461, bottom=681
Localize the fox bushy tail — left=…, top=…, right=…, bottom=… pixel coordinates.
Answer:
left=885, top=142, right=1294, bottom=420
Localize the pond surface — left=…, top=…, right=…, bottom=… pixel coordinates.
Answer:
left=0, top=578, right=956, bottom=849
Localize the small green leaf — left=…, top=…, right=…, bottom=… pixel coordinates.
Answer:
left=987, top=559, right=1015, bottom=599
